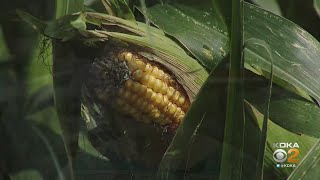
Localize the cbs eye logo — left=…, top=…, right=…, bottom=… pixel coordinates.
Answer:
left=273, top=149, right=287, bottom=163
left=273, top=148, right=300, bottom=163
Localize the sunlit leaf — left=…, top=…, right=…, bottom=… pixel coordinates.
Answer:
left=315, top=0, right=320, bottom=17
left=144, top=2, right=320, bottom=134
left=101, top=0, right=135, bottom=20
left=243, top=3, right=320, bottom=102
left=143, top=3, right=229, bottom=69
left=288, top=139, right=320, bottom=179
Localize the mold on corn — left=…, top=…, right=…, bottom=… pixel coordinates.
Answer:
left=86, top=50, right=190, bottom=126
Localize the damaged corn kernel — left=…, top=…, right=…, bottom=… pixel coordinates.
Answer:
left=89, top=50, right=191, bottom=125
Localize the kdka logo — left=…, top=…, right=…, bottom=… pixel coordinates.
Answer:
left=273, top=142, right=300, bottom=168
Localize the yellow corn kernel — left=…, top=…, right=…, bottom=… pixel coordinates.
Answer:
left=173, top=107, right=182, bottom=119
left=177, top=111, right=185, bottom=122
left=168, top=103, right=177, bottom=116
left=140, top=101, right=149, bottom=112
left=151, top=66, right=159, bottom=76
left=127, top=59, right=139, bottom=71
left=159, top=95, right=169, bottom=109
left=177, top=108, right=185, bottom=120
left=123, top=90, right=131, bottom=100
left=125, top=52, right=133, bottom=61
left=166, top=87, right=175, bottom=99
left=146, top=104, right=155, bottom=112
left=124, top=79, right=133, bottom=89
left=131, top=81, right=141, bottom=93
left=153, top=79, right=162, bottom=92
left=135, top=60, right=146, bottom=70
left=135, top=98, right=144, bottom=107
left=148, top=108, right=161, bottom=122
left=154, top=69, right=165, bottom=80
left=143, top=75, right=156, bottom=88
left=117, top=51, right=127, bottom=61
left=159, top=83, right=168, bottom=95
left=177, top=96, right=185, bottom=107
left=151, top=110, right=161, bottom=119
left=118, top=88, right=131, bottom=100
left=129, top=94, right=138, bottom=103
left=149, top=92, right=157, bottom=102
left=132, top=69, right=143, bottom=80
left=163, top=102, right=174, bottom=116
left=172, top=91, right=180, bottom=102
left=145, top=63, right=153, bottom=74
left=145, top=88, right=153, bottom=99
left=137, top=84, right=147, bottom=95
left=153, top=93, right=163, bottom=107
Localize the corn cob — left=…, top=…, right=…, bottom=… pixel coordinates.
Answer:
left=88, top=50, right=191, bottom=126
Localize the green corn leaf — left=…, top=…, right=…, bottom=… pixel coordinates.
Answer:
left=56, top=0, right=84, bottom=18
left=243, top=38, right=274, bottom=179
left=243, top=3, right=320, bottom=102
left=219, top=0, right=245, bottom=179
left=142, top=4, right=229, bottom=69
left=315, top=0, right=320, bottom=17
left=247, top=84, right=320, bottom=139
left=276, top=0, right=320, bottom=40
left=157, top=59, right=229, bottom=179
left=144, top=2, right=320, bottom=102
left=16, top=10, right=47, bottom=34
left=143, top=1, right=320, bottom=137
left=245, top=101, right=318, bottom=178
left=288, top=139, right=320, bottom=179
left=101, top=0, right=135, bottom=21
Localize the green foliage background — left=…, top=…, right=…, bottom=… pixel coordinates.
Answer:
left=0, top=0, right=319, bottom=179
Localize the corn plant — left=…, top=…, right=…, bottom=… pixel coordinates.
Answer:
left=1, top=0, right=320, bottom=179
